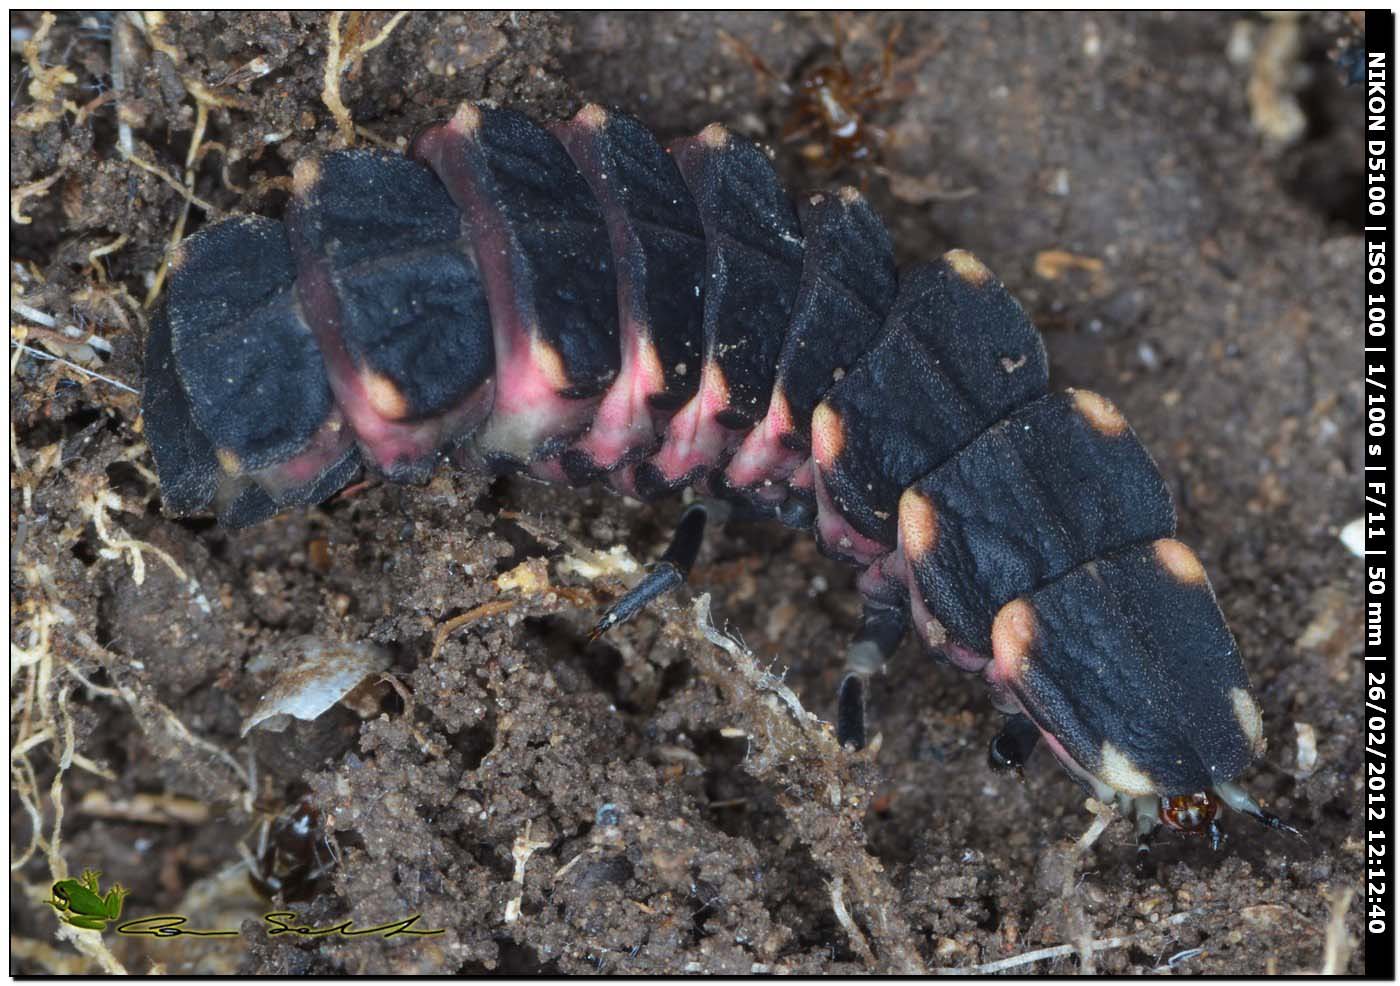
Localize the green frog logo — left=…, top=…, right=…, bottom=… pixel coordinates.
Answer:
left=45, top=870, right=129, bottom=931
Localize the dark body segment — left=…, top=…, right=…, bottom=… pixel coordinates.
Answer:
left=286, top=150, right=496, bottom=483
left=987, top=539, right=1261, bottom=797
left=551, top=105, right=708, bottom=487
left=898, top=388, right=1176, bottom=657
left=143, top=307, right=350, bottom=529
left=724, top=187, right=897, bottom=505
left=812, top=253, right=1048, bottom=563
left=163, top=215, right=361, bottom=520
left=140, top=307, right=221, bottom=517
left=145, top=303, right=356, bottom=529
left=637, top=125, right=805, bottom=496
left=412, top=102, right=619, bottom=467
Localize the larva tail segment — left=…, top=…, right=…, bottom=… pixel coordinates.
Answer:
left=551, top=105, right=708, bottom=487
left=635, top=126, right=805, bottom=497
left=157, top=215, right=361, bottom=527
left=412, top=102, right=620, bottom=469
left=723, top=186, right=897, bottom=507
left=140, top=307, right=222, bottom=518
left=286, top=150, right=496, bottom=482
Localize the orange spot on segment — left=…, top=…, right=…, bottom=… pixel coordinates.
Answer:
left=898, top=488, right=939, bottom=561
left=1071, top=389, right=1128, bottom=436
left=1154, top=538, right=1207, bottom=585
left=989, top=598, right=1037, bottom=685
left=216, top=448, right=242, bottom=476
left=699, top=359, right=731, bottom=413
left=449, top=101, right=483, bottom=137
left=810, top=402, right=844, bottom=470
left=575, top=103, right=608, bottom=131
left=634, top=335, right=666, bottom=397
left=362, top=370, right=409, bottom=421
left=765, top=387, right=794, bottom=436
left=291, top=158, right=322, bottom=199
left=944, top=249, right=992, bottom=286
left=530, top=336, right=570, bottom=392
left=697, top=123, right=730, bottom=149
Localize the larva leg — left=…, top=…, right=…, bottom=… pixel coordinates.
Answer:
left=835, top=602, right=908, bottom=750
left=591, top=503, right=708, bottom=641
left=987, top=712, right=1041, bottom=773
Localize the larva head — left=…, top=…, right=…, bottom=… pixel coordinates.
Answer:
left=986, top=540, right=1294, bottom=840
left=1158, top=792, right=1219, bottom=835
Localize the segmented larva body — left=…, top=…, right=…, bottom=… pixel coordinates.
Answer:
left=143, top=101, right=1291, bottom=848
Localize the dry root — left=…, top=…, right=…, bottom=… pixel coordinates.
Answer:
left=14, top=14, right=79, bottom=131
left=322, top=11, right=411, bottom=147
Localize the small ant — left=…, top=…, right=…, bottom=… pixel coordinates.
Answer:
left=242, top=795, right=339, bottom=902
left=720, top=15, right=928, bottom=176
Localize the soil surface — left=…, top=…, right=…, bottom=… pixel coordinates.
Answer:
left=10, top=11, right=1365, bottom=975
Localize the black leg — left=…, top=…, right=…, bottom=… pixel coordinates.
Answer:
left=1132, top=798, right=1161, bottom=872
left=1245, top=807, right=1304, bottom=840
left=1207, top=819, right=1224, bottom=851
left=836, top=674, right=867, bottom=750
left=987, top=713, right=1041, bottom=773
left=591, top=503, right=708, bottom=640
left=836, top=602, right=908, bottom=750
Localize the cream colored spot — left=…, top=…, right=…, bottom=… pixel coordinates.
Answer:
left=362, top=369, right=409, bottom=421
left=292, top=158, right=322, bottom=199
left=1232, top=687, right=1265, bottom=755
left=450, top=101, right=483, bottom=137
left=1098, top=741, right=1156, bottom=797
left=216, top=448, right=242, bottom=476
left=1154, top=538, right=1207, bottom=585
left=575, top=103, right=608, bottom=130
left=1071, top=388, right=1128, bottom=436
left=898, top=488, right=939, bottom=561
left=990, top=598, right=1037, bottom=684
left=944, top=249, right=992, bottom=286
left=530, top=335, right=570, bottom=391
left=838, top=185, right=863, bottom=205
left=697, top=123, right=730, bottom=149
left=810, top=402, right=844, bottom=469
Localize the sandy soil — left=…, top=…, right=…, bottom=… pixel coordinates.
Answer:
left=10, top=11, right=1365, bottom=974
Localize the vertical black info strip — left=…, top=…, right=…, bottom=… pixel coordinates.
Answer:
left=1366, top=9, right=1396, bottom=981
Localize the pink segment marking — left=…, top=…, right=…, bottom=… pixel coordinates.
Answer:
left=645, top=361, right=736, bottom=486
left=811, top=462, right=889, bottom=566
left=724, top=388, right=804, bottom=500
left=568, top=317, right=667, bottom=473
left=295, top=261, right=494, bottom=475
